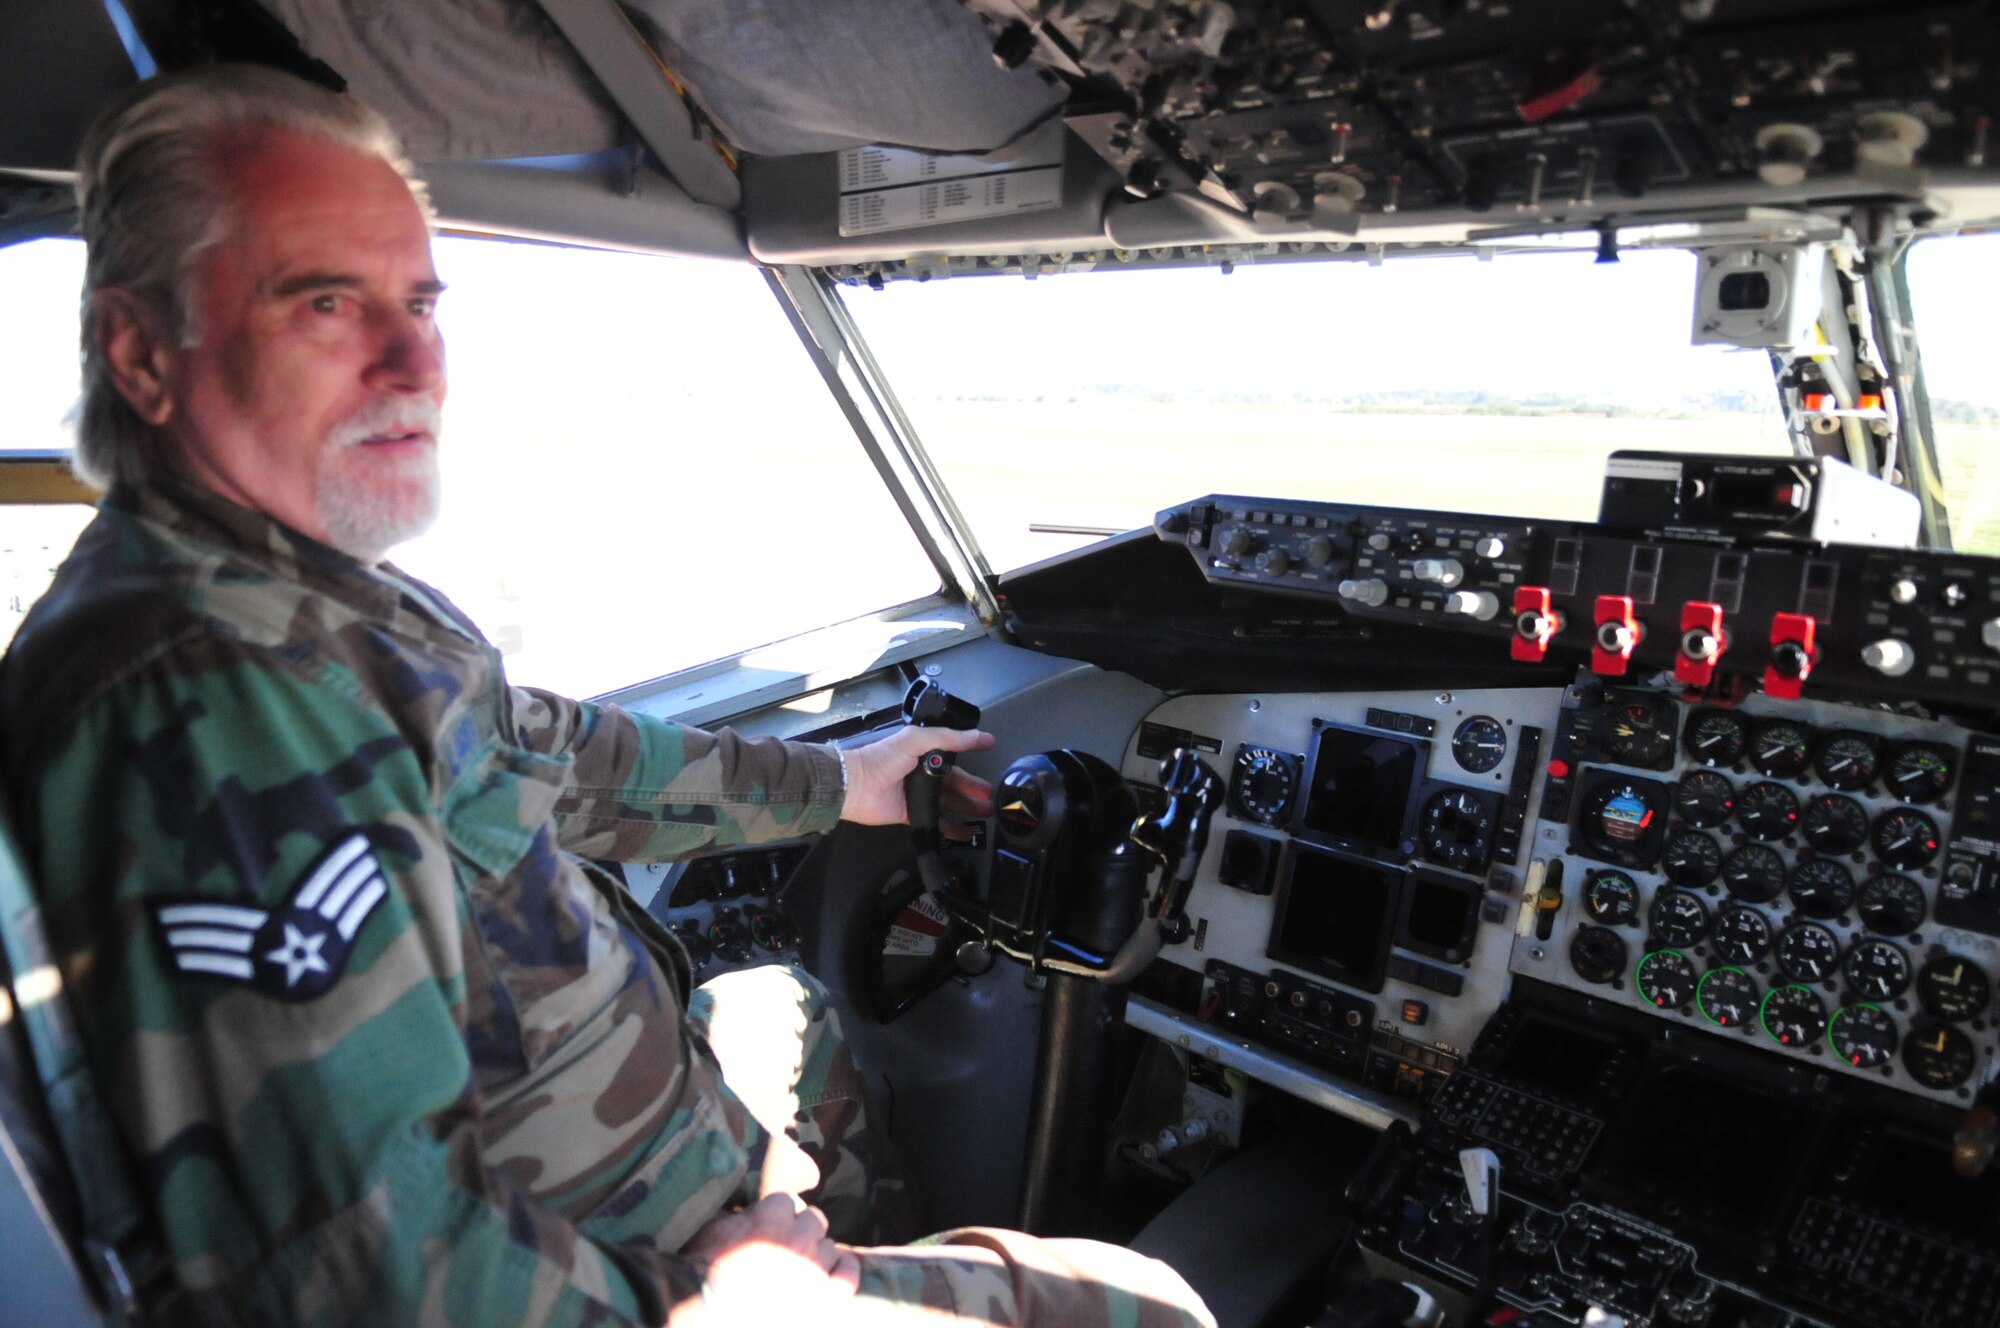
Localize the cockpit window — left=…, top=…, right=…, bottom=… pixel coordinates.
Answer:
left=1902, top=234, right=2000, bottom=556
left=0, top=236, right=942, bottom=694
left=0, top=239, right=94, bottom=653
left=841, top=248, right=1795, bottom=574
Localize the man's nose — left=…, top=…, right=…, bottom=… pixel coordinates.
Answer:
left=365, top=309, right=446, bottom=395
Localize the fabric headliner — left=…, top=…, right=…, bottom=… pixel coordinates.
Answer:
left=621, top=0, right=1067, bottom=156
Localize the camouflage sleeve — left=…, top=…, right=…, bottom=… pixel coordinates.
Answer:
left=15, top=645, right=701, bottom=1327
left=506, top=687, right=846, bottom=863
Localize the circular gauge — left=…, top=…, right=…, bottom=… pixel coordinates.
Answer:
left=1885, top=742, right=1956, bottom=805
left=1713, top=905, right=1775, bottom=964
left=1814, top=731, right=1882, bottom=792
left=1661, top=831, right=1722, bottom=887
left=1800, top=794, right=1870, bottom=855
left=1673, top=770, right=1736, bottom=830
left=1828, top=1004, right=1898, bottom=1069
left=1872, top=808, right=1942, bottom=871
left=1584, top=871, right=1640, bottom=926
left=1843, top=939, right=1912, bottom=1002
left=1636, top=949, right=1699, bottom=1009
left=1684, top=709, right=1749, bottom=767
left=1698, top=966, right=1760, bottom=1028
left=1737, top=781, right=1801, bottom=841
left=1650, top=889, right=1712, bottom=948
left=1578, top=778, right=1665, bottom=858
left=1452, top=716, right=1508, bottom=774
left=1903, top=1024, right=1977, bottom=1090
left=1749, top=719, right=1813, bottom=779
left=1721, top=844, right=1788, bottom=904
left=1916, top=955, right=1993, bottom=1022
left=1761, top=984, right=1829, bottom=1048
left=1775, top=921, right=1842, bottom=984
left=1230, top=745, right=1300, bottom=825
left=1788, top=857, right=1857, bottom=920
left=1857, top=874, right=1927, bottom=934
left=1570, top=926, right=1629, bottom=986
left=1420, top=788, right=1496, bottom=873
left=1605, top=698, right=1677, bottom=767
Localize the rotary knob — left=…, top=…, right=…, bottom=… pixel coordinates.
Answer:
left=1474, top=535, right=1507, bottom=560
left=1224, top=528, right=1255, bottom=558
left=1984, top=618, right=2000, bottom=653
left=1445, top=590, right=1501, bottom=621
left=1338, top=578, right=1390, bottom=607
left=1256, top=547, right=1291, bottom=576
left=1861, top=638, right=1917, bottom=676
left=1411, top=558, right=1465, bottom=588
left=1306, top=535, right=1335, bottom=567
left=1890, top=578, right=1919, bottom=605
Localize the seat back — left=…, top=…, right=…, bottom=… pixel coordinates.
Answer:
left=0, top=808, right=112, bottom=1326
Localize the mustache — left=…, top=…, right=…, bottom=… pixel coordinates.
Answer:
left=326, top=398, right=444, bottom=449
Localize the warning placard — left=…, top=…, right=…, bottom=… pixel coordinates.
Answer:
left=838, top=122, right=1065, bottom=237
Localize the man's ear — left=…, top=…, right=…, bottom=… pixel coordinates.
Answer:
left=91, top=288, right=180, bottom=427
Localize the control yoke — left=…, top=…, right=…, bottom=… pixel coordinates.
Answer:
left=898, top=679, right=1220, bottom=985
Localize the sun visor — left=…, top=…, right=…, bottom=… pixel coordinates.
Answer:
left=618, top=0, right=1066, bottom=157
left=259, top=0, right=627, bottom=161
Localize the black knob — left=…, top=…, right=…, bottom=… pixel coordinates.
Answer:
left=1307, top=535, right=1335, bottom=566
left=1224, top=528, right=1255, bottom=557
left=1770, top=641, right=1812, bottom=679
left=1256, top=547, right=1291, bottom=575
left=991, top=20, right=1035, bottom=70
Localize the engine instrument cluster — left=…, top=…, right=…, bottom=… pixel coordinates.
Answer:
left=1521, top=686, right=1998, bottom=1103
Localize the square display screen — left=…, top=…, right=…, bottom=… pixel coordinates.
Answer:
left=1300, top=724, right=1422, bottom=855
left=1268, top=844, right=1400, bottom=992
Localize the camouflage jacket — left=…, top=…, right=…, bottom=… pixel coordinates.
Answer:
left=0, top=480, right=848, bottom=1326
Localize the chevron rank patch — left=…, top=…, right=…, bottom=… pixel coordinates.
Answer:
left=150, top=833, right=389, bottom=1001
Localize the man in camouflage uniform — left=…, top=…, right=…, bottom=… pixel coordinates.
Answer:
left=0, top=64, right=1212, bottom=1328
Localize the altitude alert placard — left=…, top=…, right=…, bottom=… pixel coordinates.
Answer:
left=838, top=122, right=1064, bottom=237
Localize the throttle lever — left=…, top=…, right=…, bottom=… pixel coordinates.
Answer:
left=1099, top=747, right=1222, bottom=984
left=898, top=678, right=981, bottom=905
left=903, top=748, right=954, bottom=897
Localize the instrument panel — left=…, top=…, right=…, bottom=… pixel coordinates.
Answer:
left=1522, top=685, right=1999, bottom=1105
left=1126, top=685, right=1566, bottom=1106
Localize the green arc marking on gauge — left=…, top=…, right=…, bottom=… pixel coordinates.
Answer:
left=1695, top=966, right=1752, bottom=1027
left=1828, top=1001, right=1888, bottom=1066
left=1758, top=984, right=1823, bottom=1046
left=1634, top=948, right=1691, bottom=1008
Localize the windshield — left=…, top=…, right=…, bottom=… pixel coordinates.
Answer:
left=843, top=248, right=1800, bottom=573
left=1902, top=234, right=2000, bottom=555
left=0, top=236, right=941, bottom=691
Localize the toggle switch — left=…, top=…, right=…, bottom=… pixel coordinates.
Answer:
left=1764, top=612, right=1819, bottom=700
left=1593, top=595, right=1642, bottom=676
left=1676, top=602, right=1729, bottom=688
left=1512, top=587, right=1562, bottom=662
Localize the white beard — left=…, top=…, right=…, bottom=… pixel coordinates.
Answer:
left=315, top=398, right=444, bottom=563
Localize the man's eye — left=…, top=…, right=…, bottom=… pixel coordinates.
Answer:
left=309, top=293, right=342, bottom=314
left=407, top=297, right=435, bottom=317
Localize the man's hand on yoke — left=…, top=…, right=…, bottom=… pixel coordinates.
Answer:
left=839, top=725, right=996, bottom=833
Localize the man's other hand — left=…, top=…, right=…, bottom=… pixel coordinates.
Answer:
left=683, top=1194, right=861, bottom=1318
left=839, top=725, right=996, bottom=831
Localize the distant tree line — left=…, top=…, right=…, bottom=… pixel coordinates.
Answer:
left=934, top=383, right=2000, bottom=423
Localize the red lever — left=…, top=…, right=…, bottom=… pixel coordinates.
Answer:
left=1764, top=612, right=1819, bottom=700
left=1675, top=602, right=1729, bottom=688
left=1592, top=595, right=1641, bottom=676
left=1512, top=586, right=1562, bottom=662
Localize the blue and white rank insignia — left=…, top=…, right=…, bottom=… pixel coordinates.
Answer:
left=149, top=833, right=389, bottom=1001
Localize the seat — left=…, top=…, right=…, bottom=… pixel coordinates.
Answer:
left=0, top=801, right=118, bottom=1327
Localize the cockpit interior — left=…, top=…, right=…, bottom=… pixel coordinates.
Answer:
left=6, top=3, right=2000, bottom=1327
